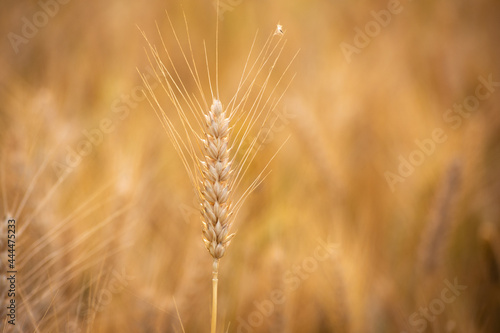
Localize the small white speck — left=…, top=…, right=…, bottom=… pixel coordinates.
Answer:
left=275, top=24, right=284, bottom=36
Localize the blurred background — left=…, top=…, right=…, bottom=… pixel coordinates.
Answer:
left=1, top=0, right=500, bottom=332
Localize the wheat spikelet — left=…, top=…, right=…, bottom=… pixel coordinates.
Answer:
left=138, top=20, right=295, bottom=262
left=201, top=100, right=235, bottom=260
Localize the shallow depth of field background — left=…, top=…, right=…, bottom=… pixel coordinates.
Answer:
left=1, top=0, right=500, bottom=332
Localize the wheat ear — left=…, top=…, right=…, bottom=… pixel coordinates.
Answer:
left=201, top=100, right=235, bottom=260
left=201, top=99, right=235, bottom=333
left=138, top=12, right=294, bottom=331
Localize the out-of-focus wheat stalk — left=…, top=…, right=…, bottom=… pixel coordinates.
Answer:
left=417, top=159, right=462, bottom=280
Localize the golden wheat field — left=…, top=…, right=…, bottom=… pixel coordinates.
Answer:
left=1, top=0, right=500, bottom=332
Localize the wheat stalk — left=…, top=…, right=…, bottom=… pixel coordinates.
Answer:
left=138, top=10, right=296, bottom=332
left=202, top=99, right=234, bottom=333
left=417, top=159, right=462, bottom=279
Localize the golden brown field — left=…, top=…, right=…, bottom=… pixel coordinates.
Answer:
left=1, top=0, right=500, bottom=332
